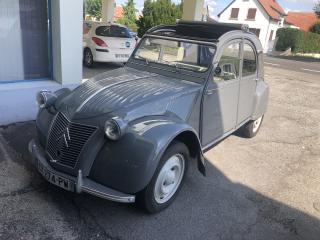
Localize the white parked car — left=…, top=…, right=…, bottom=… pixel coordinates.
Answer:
left=83, top=22, right=136, bottom=67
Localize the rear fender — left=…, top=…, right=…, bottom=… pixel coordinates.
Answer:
left=252, top=80, right=269, bottom=119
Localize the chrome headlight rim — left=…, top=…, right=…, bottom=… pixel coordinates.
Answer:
left=36, top=90, right=57, bottom=109
left=104, top=118, right=127, bottom=141
left=36, top=90, right=49, bottom=109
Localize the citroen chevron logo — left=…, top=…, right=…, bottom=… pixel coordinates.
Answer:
left=56, top=127, right=71, bottom=148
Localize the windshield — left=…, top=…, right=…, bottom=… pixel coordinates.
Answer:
left=134, top=37, right=215, bottom=73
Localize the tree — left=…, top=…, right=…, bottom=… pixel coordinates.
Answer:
left=116, top=0, right=138, bottom=31
left=85, top=0, right=102, bottom=20
left=309, top=22, right=320, bottom=34
left=136, top=0, right=183, bottom=37
left=314, top=1, right=320, bottom=18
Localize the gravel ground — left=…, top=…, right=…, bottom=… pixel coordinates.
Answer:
left=0, top=65, right=319, bottom=240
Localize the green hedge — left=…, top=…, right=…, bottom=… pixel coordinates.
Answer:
left=309, top=22, right=320, bottom=34
left=276, top=28, right=320, bottom=53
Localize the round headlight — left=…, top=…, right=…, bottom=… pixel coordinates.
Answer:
left=36, top=91, right=47, bottom=108
left=36, top=90, right=57, bottom=109
left=105, top=120, right=121, bottom=140
left=104, top=118, right=127, bottom=141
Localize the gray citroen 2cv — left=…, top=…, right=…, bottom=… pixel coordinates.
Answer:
left=29, top=21, right=269, bottom=213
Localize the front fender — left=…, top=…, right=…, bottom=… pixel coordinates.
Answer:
left=89, top=118, right=202, bottom=194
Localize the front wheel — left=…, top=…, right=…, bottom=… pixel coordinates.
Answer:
left=137, top=141, right=189, bottom=213
left=239, top=116, right=264, bottom=138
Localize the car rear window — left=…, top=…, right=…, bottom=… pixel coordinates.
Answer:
left=96, top=26, right=132, bottom=38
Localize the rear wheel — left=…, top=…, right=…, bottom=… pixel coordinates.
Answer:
left=137, top=141, right=189, bottom=213
left=84, top=48, right=94, bottom=68
left=239, top=116, right=264, bottom=138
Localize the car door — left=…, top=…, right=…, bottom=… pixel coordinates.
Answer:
left=201, top=41, right=241, bottom=147
left=237, top=41, right=258, bottom=124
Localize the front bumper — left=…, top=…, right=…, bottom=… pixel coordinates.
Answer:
left=28, top=139, right=135, bottom=203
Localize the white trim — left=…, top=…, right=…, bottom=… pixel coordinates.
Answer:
left=0, top=81, right=78, bottom=125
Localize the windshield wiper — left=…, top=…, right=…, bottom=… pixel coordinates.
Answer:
left=161, top=60, right=181, bottom=73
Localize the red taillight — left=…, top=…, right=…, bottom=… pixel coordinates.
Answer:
left=92, top=37, right=107, bottom=47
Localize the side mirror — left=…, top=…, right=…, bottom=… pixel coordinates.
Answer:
left=214, top=66, right=222, bottom=75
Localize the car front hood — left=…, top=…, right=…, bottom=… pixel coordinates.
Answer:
left=56, top=67, right=201, bottom=121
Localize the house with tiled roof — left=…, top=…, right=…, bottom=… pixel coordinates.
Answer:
left=113, top=5, right=124, bottom=21
left=218, top=0, right=288, bottom=52
left=285, top=12, right=318, bottom=32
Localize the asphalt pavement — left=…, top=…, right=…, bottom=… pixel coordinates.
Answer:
left=0, top=59, right=319, bottom=240
left=264, top=55, right=320, bottom=75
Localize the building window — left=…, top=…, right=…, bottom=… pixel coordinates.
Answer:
left=247, top=8, right=257, bottom=20
left=269, top=30, right=274, bottom=41
left=249, top=28, right=261, bottom=38
left=0, top=0, right=50, bottom=83
left=230, top=8, right=239, bottom=19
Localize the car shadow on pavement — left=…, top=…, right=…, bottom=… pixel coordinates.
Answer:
left=1, top=121, right=320, bottom=240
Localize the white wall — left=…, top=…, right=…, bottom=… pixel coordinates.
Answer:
left=51, top=0, right=83, bottom=85
left=182, top=0, right=205, bottom=21
left=0, top=0, right=82, bottom=125
left=102, top=0, right=115, bottom=23
left=0, top=0, right=24, bottom=82
left=219, top=0, right=281, bottom=52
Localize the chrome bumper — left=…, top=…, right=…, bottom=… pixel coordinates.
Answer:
left=28, top=139, right=135, bottom=203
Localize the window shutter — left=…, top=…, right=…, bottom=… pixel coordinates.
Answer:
left=247, top=8, right=257, bottom=20
left=230, top=8, right=239, bottom=19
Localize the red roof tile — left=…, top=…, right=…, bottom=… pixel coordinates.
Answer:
left=113, top=6, right=124, bottom=21
left=258, top=0, right=286, bottom=20
left=285, top=12, right=318, bottom=31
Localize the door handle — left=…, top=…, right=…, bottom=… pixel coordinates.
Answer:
left=205, top=89, right=215, bottom=95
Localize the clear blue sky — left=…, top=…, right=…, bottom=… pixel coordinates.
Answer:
left=116, top=0, right=317, bottom=17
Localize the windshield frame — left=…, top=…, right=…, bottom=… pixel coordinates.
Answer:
left=128, top=35, right=217, bottom=82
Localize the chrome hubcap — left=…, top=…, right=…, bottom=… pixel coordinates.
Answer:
left=154, top=154, right=185, bottom=204
left=253, top=116, right=262, bottom=133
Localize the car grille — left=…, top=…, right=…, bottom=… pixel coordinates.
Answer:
left=46, top=112, right=97, bottom=168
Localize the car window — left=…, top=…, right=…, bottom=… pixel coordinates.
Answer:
left=110, top=26, right=132, bottom=38
left=242, top=43, right=257, bottom=77
left=96, top=26, right=111, bottom=37
left=96, top=26, right=131, bottom=38
left=214, top=42, right=240, bottom=83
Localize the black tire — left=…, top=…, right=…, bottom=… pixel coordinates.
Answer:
left=137, top=141, right=189, bottom=213
left=83, top=48, right=94, bottom=68
left=238, top=116, right=264, bottom=138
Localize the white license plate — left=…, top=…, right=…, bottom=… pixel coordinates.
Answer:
left=38, top=161, right=72, bottom=191
left=115, top=54, right=129, bottom=58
